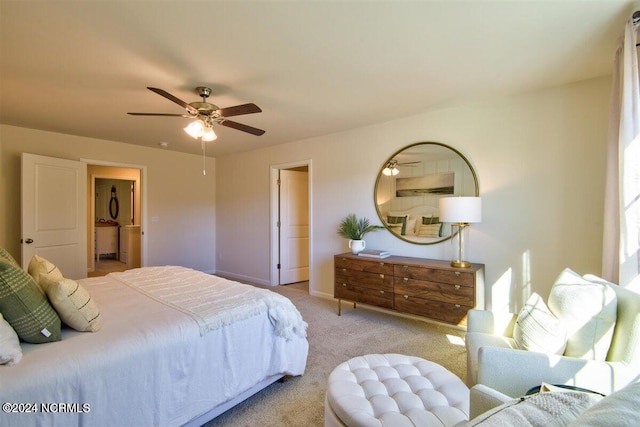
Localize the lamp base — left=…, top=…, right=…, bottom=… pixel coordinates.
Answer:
left=451, top=260, right=471, bottom=268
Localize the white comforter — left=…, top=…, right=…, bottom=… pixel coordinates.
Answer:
left=0, top=267, right=309, bottom=427
left=111, top=266, right=307, bottom=339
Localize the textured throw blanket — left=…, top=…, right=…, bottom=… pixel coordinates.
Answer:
left=111, top=266, right=307, bottom=339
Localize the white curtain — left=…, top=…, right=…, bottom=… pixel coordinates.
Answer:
left=603, top=12, right=640, bottom=292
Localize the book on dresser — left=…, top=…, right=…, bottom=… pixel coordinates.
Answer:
left=357, top=249, right=391, bottom=259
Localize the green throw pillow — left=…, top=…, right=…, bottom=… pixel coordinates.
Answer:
left=387, top=215, right=408, bottom=235
left=0, top=247, right=19, bottom=267
left=0, top=259, right=61, bottom=343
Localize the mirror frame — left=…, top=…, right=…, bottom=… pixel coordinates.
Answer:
left=374, top=141, right=479, bottom=245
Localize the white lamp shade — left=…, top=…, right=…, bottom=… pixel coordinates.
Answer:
left=202, top=127, right=217, bottom=142
left=439, top=196, right=482, bottom=223
left=184, top=120, right=204, bottom=138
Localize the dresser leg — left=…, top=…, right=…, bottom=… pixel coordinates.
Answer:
left=338, top=299, right=341, bottom=316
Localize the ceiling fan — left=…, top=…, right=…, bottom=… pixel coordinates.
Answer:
left=128, top=86, right=265, bottom=137
left=382, top=159, right=421, bottom=176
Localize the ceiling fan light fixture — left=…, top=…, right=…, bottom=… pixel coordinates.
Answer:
left=382, top=160, right=400, bottom=176
left=184, top=120, right=205, bottom=139
left=202, top=127, right=217, bottom=142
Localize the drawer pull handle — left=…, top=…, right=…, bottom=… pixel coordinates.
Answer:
left=342, top=268, right=347, bottom=272
left=454, top=304, right=461, bottom=310
left=402, top=265, right=409, bottom=270
left=379, top=290, right=385, bottom=294
left=454, top=284, right=461, bottom=290
left=380, top=274, right=385, bottom=279
left=341, top=257, right=347, bottom=261
left=403, top=295, right=409, bottom=299
left=454, top=272, right=461, bottom=277
left=403, top=277, right=409, bottom=282
left=379, top=262, right=385, bottom=267
left=342, top=283, right=347, bottom=287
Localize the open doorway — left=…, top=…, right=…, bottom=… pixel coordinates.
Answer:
left=88, top=165, right=142, bottom=276
left=270, top=160, right=312, bottom=289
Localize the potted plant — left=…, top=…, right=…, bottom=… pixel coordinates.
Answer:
left=337, top=213, right=384, bottom=254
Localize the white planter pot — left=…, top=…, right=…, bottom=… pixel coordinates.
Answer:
left=349, top=239, right=366, bottom=254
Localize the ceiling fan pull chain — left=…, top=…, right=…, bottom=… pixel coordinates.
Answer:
left=201, top=137, right=206, bottom=176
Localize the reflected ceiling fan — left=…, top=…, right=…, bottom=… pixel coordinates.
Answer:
left=128, top=86, right=265, bottom=139
left=382, top=159, right=421, bottom=176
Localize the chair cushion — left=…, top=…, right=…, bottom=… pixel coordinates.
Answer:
left=548, top=269, right=617, bottom=360
left=513, top=293, right=567, bottom=355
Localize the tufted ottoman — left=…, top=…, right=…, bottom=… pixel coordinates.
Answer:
left=325, top=354, right=469, bottom=427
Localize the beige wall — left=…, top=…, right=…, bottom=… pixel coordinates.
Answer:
left=0, top=125, right=217, bottom=272
left=216, top=76, right=611, bottom=312
left=0, top=76, right=612, bottom=312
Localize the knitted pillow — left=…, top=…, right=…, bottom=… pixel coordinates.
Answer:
left=513, top=292, right=567, bottom=355
left=42, top=276, right=101, bottom=332
left=0, top=259, right=61, bottom=343
left=0, top=247, right=19, bottom=267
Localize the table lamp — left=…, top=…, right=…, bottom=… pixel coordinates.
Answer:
left=438, top=196, right=482, bottom=268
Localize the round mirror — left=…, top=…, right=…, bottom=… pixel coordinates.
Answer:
left=374, top=142, right=478, bottom=245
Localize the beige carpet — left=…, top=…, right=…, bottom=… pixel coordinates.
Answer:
left=203, top=283, right=468, bottom=427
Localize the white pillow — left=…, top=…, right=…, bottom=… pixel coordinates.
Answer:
left=42, top=276, right=101, bottom=332
left=28, top=255, right=63, bottom=293
left=416, top=223, right=441, bottom=238
left=548, top=269, right=617, bottom=360
left=466, top=390, right=601, bottom=426
left=0, top=312, right=22, bottom=365
left=404, top=217, right=417, bottom=236
left=513, top=293, right=567, bottom=355
left=569, top=380, right=640, bottom=426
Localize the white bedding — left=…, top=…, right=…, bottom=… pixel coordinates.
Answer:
left=0, top=268, right=309, bottom=427
left=112, top=266, right=307, bottom=339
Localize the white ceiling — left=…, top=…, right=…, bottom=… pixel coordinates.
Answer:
left=0, top=1, right=634, bottom=157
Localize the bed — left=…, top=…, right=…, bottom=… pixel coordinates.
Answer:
left=0, top=264, right=309, bottom=427
left=380, top=205, right=452, bottom=243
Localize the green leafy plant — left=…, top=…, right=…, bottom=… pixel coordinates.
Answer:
left=337, top=213, right=384, bottom=240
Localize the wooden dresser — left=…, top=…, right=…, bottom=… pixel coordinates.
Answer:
left=334, top=253, right=484, bottom=326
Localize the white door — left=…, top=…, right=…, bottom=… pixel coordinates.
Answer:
left=21, top=153, right=87, bottom=279
left=279, top=170, right=309, bottom=284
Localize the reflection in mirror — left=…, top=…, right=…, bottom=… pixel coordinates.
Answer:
left=375, top=142, right=478, bottom=245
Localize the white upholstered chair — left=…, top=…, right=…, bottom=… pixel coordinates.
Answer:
left=465, top=273, right=640, bottom=397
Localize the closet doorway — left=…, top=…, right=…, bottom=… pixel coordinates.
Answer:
left=270, top=160, right=312, bottom=287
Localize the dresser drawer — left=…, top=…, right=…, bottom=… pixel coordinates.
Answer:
left=395, top=277, right=474, bottom=306
left=335, top=282, right=393, bottom=309
left=394, top=294, right=471, bottom=325
left=394, top=264, right=475, bottom=287
left=335, top=256, right=394, bottom=275
left=335, top=268, right=393, bottom=292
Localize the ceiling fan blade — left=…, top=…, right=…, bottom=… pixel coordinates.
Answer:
left=147, top=87, right=198, bottom=115
left=219, top=120, right=265, bottom=136
left=127, top=112, right=190, bottom=117
left=217, top=103, right=262, bottom=117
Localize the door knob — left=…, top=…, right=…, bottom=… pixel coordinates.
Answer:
left=25, top=238, right=34, bottom=244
